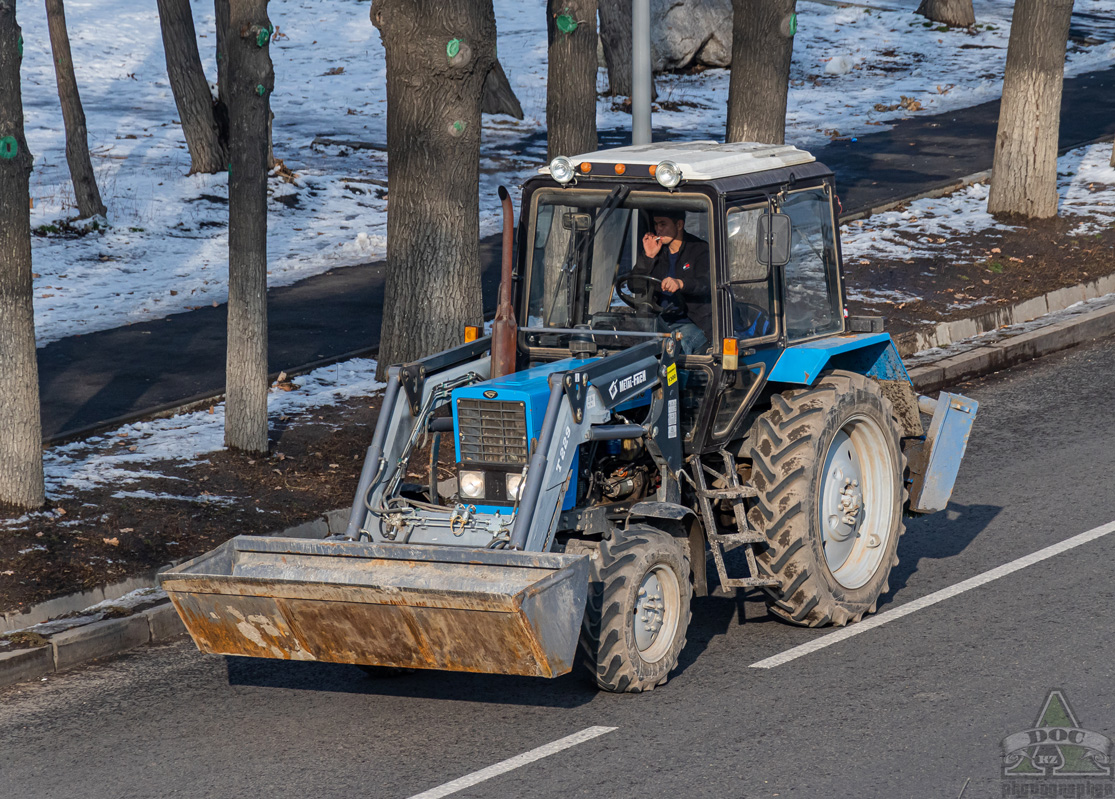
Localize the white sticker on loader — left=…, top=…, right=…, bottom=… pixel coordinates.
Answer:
left=555, top=424, right=572, bottom=472
left=668, top=398, right=678, bottom=439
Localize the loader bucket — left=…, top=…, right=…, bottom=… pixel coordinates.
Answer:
left=158, top=537, right=590, bottom=678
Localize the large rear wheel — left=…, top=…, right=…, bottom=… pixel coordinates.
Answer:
left=747, top=371, right=906, bottom=627
left=579, top=525, right=692, bottom=692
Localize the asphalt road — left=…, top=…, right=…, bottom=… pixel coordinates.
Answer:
left=4, top=337, right=1115, bottom=798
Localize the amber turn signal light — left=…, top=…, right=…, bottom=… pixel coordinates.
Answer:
left=614, top=163, right=626, bottom=175
left=464, top=325, right=482, bottom=343
left=722, top=338, right=739, bottom=371
left=579, top=162, right=592, bottom=173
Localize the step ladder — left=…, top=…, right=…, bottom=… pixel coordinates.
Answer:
left=690, top=452, right=779, bottom=591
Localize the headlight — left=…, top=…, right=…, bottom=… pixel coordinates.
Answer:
left=459, top=470, right=485, bottom=499
left=655, top=160, right=682, bottom=189
left=505, top=471, right=526, bottom=501
left=549, top=156, right=575, bottom=185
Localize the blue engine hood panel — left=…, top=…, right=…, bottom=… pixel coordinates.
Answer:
left=451, top=357, right=597, bottom=513
left=452, top=357, right=599, bottom=434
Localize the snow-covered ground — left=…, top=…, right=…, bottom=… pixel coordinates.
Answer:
left=19, top=0, right=1115, bottom=345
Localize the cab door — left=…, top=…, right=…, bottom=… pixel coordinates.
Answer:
left=700, top=198, right=781, bottom=449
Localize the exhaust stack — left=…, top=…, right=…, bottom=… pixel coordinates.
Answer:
left=491, top=186, right=518, bottom=379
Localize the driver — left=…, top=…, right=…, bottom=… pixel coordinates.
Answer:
left=633, top=210, right=711, bottom=355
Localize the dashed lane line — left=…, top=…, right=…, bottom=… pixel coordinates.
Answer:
left=405, top=726, right=618, bottom=799
left=750, top=519, right=1115, bottom=669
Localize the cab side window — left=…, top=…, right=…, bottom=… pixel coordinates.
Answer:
left=781, top=189, right=842, bottom=341
left=725, top=204, right=775, bottom=341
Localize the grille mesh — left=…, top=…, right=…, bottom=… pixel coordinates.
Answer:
left=457, top=399, right=528, bottom=464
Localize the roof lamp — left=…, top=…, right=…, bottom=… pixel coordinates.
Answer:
left=550, top=156, right=575, bottom=185
left=655, top=160, right=682, bottom=189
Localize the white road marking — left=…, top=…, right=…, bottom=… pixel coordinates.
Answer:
left=750, top=519, right=1115, bottom=669
left=405, top=726, right=618, bottom=799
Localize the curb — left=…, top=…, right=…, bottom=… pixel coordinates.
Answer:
left=0, top=560, right=183, bottom=634
left=893, top=274, right=1115, bottom=357
left=908, top=299, right=1115, bottom=392
left=0, top=508, right=351, bottom=691
left=0, top=602, right=188, bottom=690
left=4, top=294, right=1115, bottom=690
left=1, top=507, right=351, bottom=636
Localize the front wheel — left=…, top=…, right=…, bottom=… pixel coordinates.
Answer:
left=579, top=525, right=692, bottom=693
left=747, top=371, right=906, bottom=627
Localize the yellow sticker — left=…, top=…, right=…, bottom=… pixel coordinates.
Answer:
left=666, top=363, right=678, bottom=386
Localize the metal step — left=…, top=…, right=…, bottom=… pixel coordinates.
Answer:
left=720, top=575, right=780, bottom=589
left=690, top=454, right=776, bottom=593
left=697, top=486, right=758, bottom=500
left=708, top=530, right=766, bottom=546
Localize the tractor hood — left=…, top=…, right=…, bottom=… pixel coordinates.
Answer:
left=450, top=357, right=597, bottom=512
left=450, top=357, right=597, bottom=448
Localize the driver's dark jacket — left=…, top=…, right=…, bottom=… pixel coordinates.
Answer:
left=633, top=232, right=712, bottom=339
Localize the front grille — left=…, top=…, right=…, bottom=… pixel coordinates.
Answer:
left=457, top=399, right=529, bottom=465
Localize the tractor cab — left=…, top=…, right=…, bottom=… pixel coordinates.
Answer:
left=517, top=141, right=845, bottom=451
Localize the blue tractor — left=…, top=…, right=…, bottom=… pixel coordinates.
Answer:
left=162, top=142, right=977, bottom=692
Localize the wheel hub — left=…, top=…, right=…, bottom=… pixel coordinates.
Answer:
left=838, top=478, right=863, bottom=528
left=634, top=572, right=666, bottom=651
left=817, top=416, right=898, bottom=589
left=823, top=442, right=864, bottom=551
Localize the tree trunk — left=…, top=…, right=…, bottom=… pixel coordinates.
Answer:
left=214, top=0, right=230, bottom=150
left=157, top=0, right=227, bottom=174
left=599, top=0, right=631, bottom=96
left=547, top=0, right=598, bottom=161
left=224, top=0, right=273, bottom=453
left=371, top=0, right=495, bottom=380
left=598, top=0, right=655, bottom=99
left=915, top=0, right=975, bottom=28
left=987, top=0, right=1074, bottom=220
left=0, top=1, right=45, bottom=510
left=44, top=0, right=106, bottom=219
left=481, top=58, right=523, bottom=119
left=726, top=0, right=797, bottom=145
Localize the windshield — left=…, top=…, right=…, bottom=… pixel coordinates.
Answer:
left=524, top=188, right=712, bottom=350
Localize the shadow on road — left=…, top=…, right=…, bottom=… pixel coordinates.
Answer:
left=882, top=501, right=1003, bottom=607
left=223, top=503, right=999, bottom=701
left=224, top=654, right=599, bottom=707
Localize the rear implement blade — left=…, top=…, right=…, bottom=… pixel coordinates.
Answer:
left=159, top=537, right=589, bottom=678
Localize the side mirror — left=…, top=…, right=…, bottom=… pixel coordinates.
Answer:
left=563, top=212, right=592, bottom=231
left=756, top=213, right=792, bottom=268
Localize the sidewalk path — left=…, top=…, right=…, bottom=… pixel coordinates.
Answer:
left=38, top=65, right=1115, bottom=440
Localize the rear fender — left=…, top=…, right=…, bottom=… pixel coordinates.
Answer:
left=765, top=333, right=910, bottom=387
left=763, top=334, right=924, bottom=436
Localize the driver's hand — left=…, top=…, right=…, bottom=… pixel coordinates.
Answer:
left=661, top=276, right=684, bottom=293
left=642, top=233, right=663, bottom=258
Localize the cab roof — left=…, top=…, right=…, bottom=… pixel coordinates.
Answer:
left=539, top=140, right=816, bottom=181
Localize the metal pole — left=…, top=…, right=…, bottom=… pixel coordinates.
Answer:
left=631, top=0, right=652, bottom=146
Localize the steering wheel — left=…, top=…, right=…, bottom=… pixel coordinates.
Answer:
left=614, top=273, right=667, bottom=313
left=733, top=302, right=771, bottom=339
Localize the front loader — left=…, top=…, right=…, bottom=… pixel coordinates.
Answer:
left=161, top=142, right=979, bottom=692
